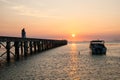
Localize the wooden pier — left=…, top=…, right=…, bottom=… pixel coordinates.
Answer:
left=0, top=36, right=67, bottom=62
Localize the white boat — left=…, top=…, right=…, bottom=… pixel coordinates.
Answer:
left=90, top=40, right=107, bottom=55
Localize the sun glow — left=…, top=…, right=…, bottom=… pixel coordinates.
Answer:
left=72, top=34, right=76, bottom=38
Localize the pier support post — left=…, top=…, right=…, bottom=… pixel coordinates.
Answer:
left=34, top=41, right=37, bottom=53
left=46, top=40, right=49, bottom=50
left=30, top=41, right=33, bottom=54
left=6, top=41, right=11, bottom=62
left=41, top=40, right=44, bottom=51
left=40, top=41, right=42, bottom=51
left=44, top=40, right=46, bottom=50
left=24, top=41, right=28, bottom=57
left=42, top=40, right=45, bottom=51
left=50, top=41, right=53, bottom=49
left=21, top=42, right=23, bottom=56
left=14, top=41, right=20, bottom=60
left=37, top=41, right=40, bottom=52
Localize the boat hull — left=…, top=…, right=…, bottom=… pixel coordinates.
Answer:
left=90, top=47, right=107, bottom=55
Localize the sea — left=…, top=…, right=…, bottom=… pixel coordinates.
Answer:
left=0, top=42, right=120, bottom=80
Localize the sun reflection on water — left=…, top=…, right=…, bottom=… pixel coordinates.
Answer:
left=68, top=43, right=80, bottom=80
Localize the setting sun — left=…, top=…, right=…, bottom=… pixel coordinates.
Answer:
left=72, top=34, right=76, bottom=38
left=0, top=0, right=120, bottom=42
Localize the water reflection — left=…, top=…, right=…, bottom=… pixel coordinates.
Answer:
left=0, top=42, right=120, bottom=80
left=68, top=43, right=80, bottom=79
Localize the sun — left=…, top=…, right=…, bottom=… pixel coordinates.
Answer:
left=72, top=34, right=76, bottom=38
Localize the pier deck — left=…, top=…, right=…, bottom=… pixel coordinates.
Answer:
left=0, top=36, right=67, bottom=62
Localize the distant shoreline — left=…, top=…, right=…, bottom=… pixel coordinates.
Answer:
left=68, top=41, right=120, bottom=44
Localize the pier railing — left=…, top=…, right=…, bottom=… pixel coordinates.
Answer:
left=0, top=36, right=67, bottom=62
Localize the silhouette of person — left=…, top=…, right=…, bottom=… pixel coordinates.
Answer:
left=21, top=28, right=26, bottom=38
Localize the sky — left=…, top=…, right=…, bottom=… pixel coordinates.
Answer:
left=0, top=0, right=120, bottom=41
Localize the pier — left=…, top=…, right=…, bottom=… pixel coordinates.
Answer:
left=0, top=36, right=67, bottom=62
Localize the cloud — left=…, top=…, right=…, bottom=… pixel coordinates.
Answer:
left=0, top=0, right=15, bottom=5
left=11, top=5, right=51, bottom=18
left=13, top=5, right=65, bottom=19
left=0, top=0, right=62, bottom=18
left=0, top=0, right=10, bottom=3
left=10, top=5, right=64, bottom=19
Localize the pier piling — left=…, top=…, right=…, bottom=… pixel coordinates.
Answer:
left=14, top=41, right=20, bottom=60
left=6, top=41, right=11, bottom=62
left=29, top=41, right=33, bottom=54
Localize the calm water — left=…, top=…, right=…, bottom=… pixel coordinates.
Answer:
left=0, top=42, right=120, bottom=80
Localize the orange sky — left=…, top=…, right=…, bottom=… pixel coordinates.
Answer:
left=0, top=0, right=120, bottom=41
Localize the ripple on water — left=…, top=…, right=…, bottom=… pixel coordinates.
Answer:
left=0, top=43, right=120, bottom=80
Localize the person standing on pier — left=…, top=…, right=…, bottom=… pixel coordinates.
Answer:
left=21, top=28, right=26, bottom=38
left=21, top=28, right=26, bottom=55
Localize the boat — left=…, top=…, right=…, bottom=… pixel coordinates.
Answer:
left=89, top=40, right=107, bottom=55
